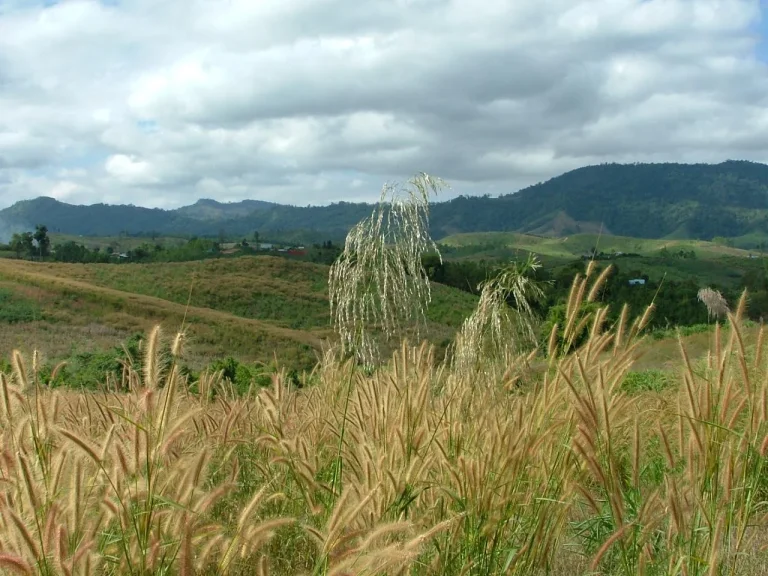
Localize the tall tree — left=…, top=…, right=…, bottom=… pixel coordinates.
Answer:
left=33, top=225, right=50, bottom=259
left=9, top=233, right=25, bottom=258
left=10, top=232, right=35, bottom=259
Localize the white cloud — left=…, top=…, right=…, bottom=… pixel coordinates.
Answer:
left=0, top=0, right=766, bottom=209
left=104, top=154, right=156, bottom=185
left=49, top=180, right=82, bottom=201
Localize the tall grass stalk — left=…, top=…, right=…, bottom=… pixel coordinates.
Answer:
left=451, top=253, right=546, bottom=380
left=328, top=173, right=447, bottom=368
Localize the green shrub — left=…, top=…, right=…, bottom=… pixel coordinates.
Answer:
left=621, top=369, right=671, bottom=394
left=0, top=289, right=41, bottom=323
left=539, top=301, right=601, bottom=354
left=45, top=332, right=182, bottom=390
left=49, top=349, right=125, bottom=389
left=208, top=356, right=251, bottom=394
left=650, top=323, right=711, bottom=340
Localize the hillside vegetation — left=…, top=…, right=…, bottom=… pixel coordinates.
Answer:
left=0, top=258, right=323, bottom=370
left=5, top=160, right=768, bottom=243
left=439, top=232, right=766, bottom=289
left=439, top=232, right=753, bottom=260
left=0, top=256, right=477, bottom=371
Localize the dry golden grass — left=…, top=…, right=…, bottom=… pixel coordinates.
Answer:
left=0, top=262, right=767, bottom=575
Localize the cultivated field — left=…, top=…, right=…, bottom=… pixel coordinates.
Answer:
left=48, top=233, right=189, bottom=252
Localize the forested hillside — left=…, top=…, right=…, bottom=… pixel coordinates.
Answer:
left=3, top=160, right=767, bottom=242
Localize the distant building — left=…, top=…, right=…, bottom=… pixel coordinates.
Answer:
left=258, top=243, right=274, bottom=250
left=219, top=242, right=239, bottom=250
left=628, top=278, right=646, bottom=286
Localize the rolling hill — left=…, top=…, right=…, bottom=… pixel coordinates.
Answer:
left=0, top=255, right=478, bottom=370
left=438, top=231, right=766, bottom=288
left=438, top=231, right=754, bottom=260
left=174, top=198, right=278, bottom=221
left=3, top=160, right=768, bottom=243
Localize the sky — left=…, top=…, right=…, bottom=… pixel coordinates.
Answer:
left=0, top=0, right=767, bottom=209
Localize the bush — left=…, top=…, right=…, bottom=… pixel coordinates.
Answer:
left=45, top=332, right=178, bottom=390
left=0, top=289, right=41, bottom=323
left=539, top=301, right=601, bottom=354
left=621, top=369, right=671, bottom=394
left=207, top=356, right=276, bottom=394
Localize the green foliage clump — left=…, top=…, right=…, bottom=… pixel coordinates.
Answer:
left=621, top=370, right=672, bottom=394
left=50, top=349, right=125, bottom=389
left=46, top=333, right=144, bottom=389
left=540, top=301, right=602, bottom=355
left=0, top=288, right=41, bottom=323
left=650, top=323, right=712, bottom=341
left=200, top=355, right=303, bottom=395
left=206, top=356, right=274, bottom=394
left=43, top=333, right=197, bottom=390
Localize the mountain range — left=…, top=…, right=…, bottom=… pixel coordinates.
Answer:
left=2, top=160, right=767, bottom=244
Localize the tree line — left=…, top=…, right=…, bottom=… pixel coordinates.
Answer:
left=7, top=225, right=51, bottom=260
left=1, top=227, right=343, bottom=266
left=422, top=254, right=749, bottom=332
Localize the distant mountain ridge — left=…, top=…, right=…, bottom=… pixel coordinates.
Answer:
left=2, top=160, right=767, bottom=243
left=175, top=198, right=278, bottom=221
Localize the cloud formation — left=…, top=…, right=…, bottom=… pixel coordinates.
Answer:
left=0, top=0, right=766, bottom=208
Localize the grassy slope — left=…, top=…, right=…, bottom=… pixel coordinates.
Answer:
left=0, top=256, right=477, bottom=369
left=12, top=256, right=477, bottom=331
left=439, top=231, right=753, bottom=258
left=439, top=232, right=765, bottom=287
left=49, top=233, right=189, bottom=251
left=0, top=250, right=737, bottom=381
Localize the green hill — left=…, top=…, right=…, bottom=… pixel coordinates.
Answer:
left=439, top=231, right=767, bottom=288
left=3, top=160, right=768, bottom=244
left=439, top=232, right=752, bottom=260
left=175, top=198, right=278, bottom=221
left=0, top=256, right=477, bottom=370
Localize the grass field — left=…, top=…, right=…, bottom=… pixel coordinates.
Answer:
left=0, top=261, right=767, bottom=574
left=439, top=231, right=756, bottom=259
left=0, top=253, right=739, bottom=378
left=48, top=233, right=189, bottom=252
left=439, top=232, right=766, bottom=287
left=0, top=256, right=478, bottom=371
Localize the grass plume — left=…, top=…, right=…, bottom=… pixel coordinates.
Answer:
left=328, top=173, right=447, bottom=368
